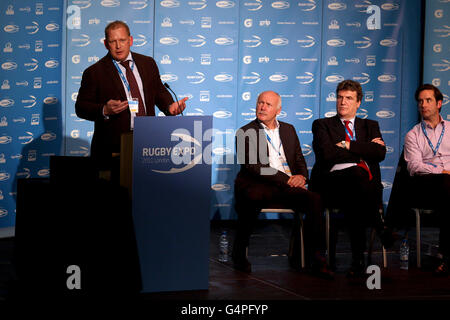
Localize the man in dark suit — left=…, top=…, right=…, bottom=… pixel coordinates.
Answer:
left=233, top=91, right=331, bottom=278
left=75, top=20, right=187, bottom=170
left=310, top=80, right=391, bottom=277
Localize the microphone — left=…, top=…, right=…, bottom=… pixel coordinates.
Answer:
left=164, top=82, right=183, bottom=116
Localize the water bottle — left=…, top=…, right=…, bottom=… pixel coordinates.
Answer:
left=219, top=231, right=229, bottom=262
left=400, top=238, right=409, bottom=270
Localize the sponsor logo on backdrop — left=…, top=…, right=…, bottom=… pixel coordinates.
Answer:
left=130, top=0, right=148, bottom=9
left=187, top=72, right=205, bottom=84
left=211, top=184, right=231, bottom=191
left=26, top=21, right=39, bottom=34
left=244, top=35, right=262, bottom=47
left=213, top=110, right=233, bottom=119
left=243, top=72, right=261, bottom=84
left=296, top=108, right=313, bottom=120
left=381, top=3, right=399, bottom=11
left=299, top=0, right=316, bottom=11
left=214, top=74, right=233, bottom=82
left=297, top=36, right=315, bottom=47
left=215, top=37, right=234, bottom=45
left=356, top=108, right=368, bottom=119
left=45, top=23, right=60, bottom=32
left=216, top=1, right=235, bottom=8
left=189, top=0, right=207, bottom=10
left=353, top=73, right=370, bottom=85
left=271, top=37, right=289, bottom=46
left=4, top=25, right=20, bottom=33
left=133, top=34, right=147, bottom=47
left=302, top=144, right=313, bottom=156
left=0, top=99, right=14, bottom=108
left=326, top=74, right=345, bottom=83
left=160, top=36, right=179, bottom=45
left=161, top=73, right=178, bottom=82
left=101, top=0, right=120, bottom=7
left=244, top=0, right=263, bottom=11
left=272, top=1, right=290, bottom=9
left=327, top=39, right=346, bottom=47
left=328, top=2, right=347, bottom=10
left=355, top=37, right=372, bottom=48
left=188, top=35, right=206, bottom=47
left=297, top=72, right=314, bottom=84
left=378, top=74, right=397, bottom=82
left=432, top=60, right=450, bottom=72
left=376, top=110, right=396, bottom=118
left=380, top=39, right=398, bottom=47
left=72, top=34, right=90, bottom=47
left=269, top=74, right=288, bottom=82
left=161, top=0, right=180, bottom=8
left=2, top=62, right=18, bottom=71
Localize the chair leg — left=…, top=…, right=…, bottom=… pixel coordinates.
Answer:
left=415, top=208, right=421, bottom=268
left=325, top=209, right=330, bottom=266
left=300, top=217, right=305, bottom=269
left=368, top=228, right=376, bottom=265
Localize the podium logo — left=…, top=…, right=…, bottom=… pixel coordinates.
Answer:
left=326, top=74, right=344, bottom=83
left=41, top=132, right=57, bottom=141
left=269, top=74, right=288, bottom=82
left=245, top=0, right=263, bottom=11
left=161, top=73, right=178, bottom=82
left=214, top=74, right=233, bottom=82
left=270, top=37, right=289, bottom=46
left=328, top=2, right=346, bottom=10
left=213, top=110, right=232, bottom=119
left=376, top=110, right=395, bottom=118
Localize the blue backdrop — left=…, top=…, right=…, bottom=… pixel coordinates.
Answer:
left=1, top=0, right=426, bottom=230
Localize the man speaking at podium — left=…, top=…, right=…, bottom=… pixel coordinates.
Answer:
left=75, top=20, right=187, bottom=170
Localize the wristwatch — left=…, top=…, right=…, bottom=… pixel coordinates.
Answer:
left=341, top=140, right=346, bottom=148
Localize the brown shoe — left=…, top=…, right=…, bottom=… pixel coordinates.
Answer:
left=433, top=261, right=449, bottom=277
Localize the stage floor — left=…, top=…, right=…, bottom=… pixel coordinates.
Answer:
left=1, top=220, right=449, bottom=309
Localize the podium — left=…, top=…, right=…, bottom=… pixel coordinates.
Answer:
left=130, top=116, right=212, bottom=293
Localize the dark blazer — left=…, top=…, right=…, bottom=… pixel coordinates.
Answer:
left=75, top=51, right=173, bottom=163
left=235, top=119, right=308, bottom=191
left=310, top=115, right=386, bottom=193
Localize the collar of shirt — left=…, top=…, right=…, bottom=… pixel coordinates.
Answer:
left=114, top=52, right=133, bottom=65
left=259, top=119, right=280, bottom=131
left=340, top=117, right=355, bottom=127
left=422, top=115, right=444, bottom=129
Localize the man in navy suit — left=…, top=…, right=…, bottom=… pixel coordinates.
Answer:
left=233, top=91, right=331, bottom=278
left=76, top=21, right=187, bottom=169
left=310, top=80, right=391, bottom=277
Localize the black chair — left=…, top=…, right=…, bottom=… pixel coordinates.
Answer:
left=386, top=150, right=437, bottom=268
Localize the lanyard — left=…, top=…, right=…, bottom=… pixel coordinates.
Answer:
left=421, top=121, right=445, bottom=156
left=264, top=130, right=282, bottom=156
left=112, top=59, right=134, bottom=97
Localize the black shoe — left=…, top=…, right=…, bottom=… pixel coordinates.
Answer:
left=310, top=255, right=334, bottom=280
left=379, top=227, right=396, bottom=249
left=346, top=260, right=365, bottom=278
left=233, top=256, right=251, bottom=273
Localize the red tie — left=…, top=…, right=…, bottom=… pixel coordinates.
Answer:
left=120, top=60, right=146, bottom=116
left=344, top=120, right=373, bottom=181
